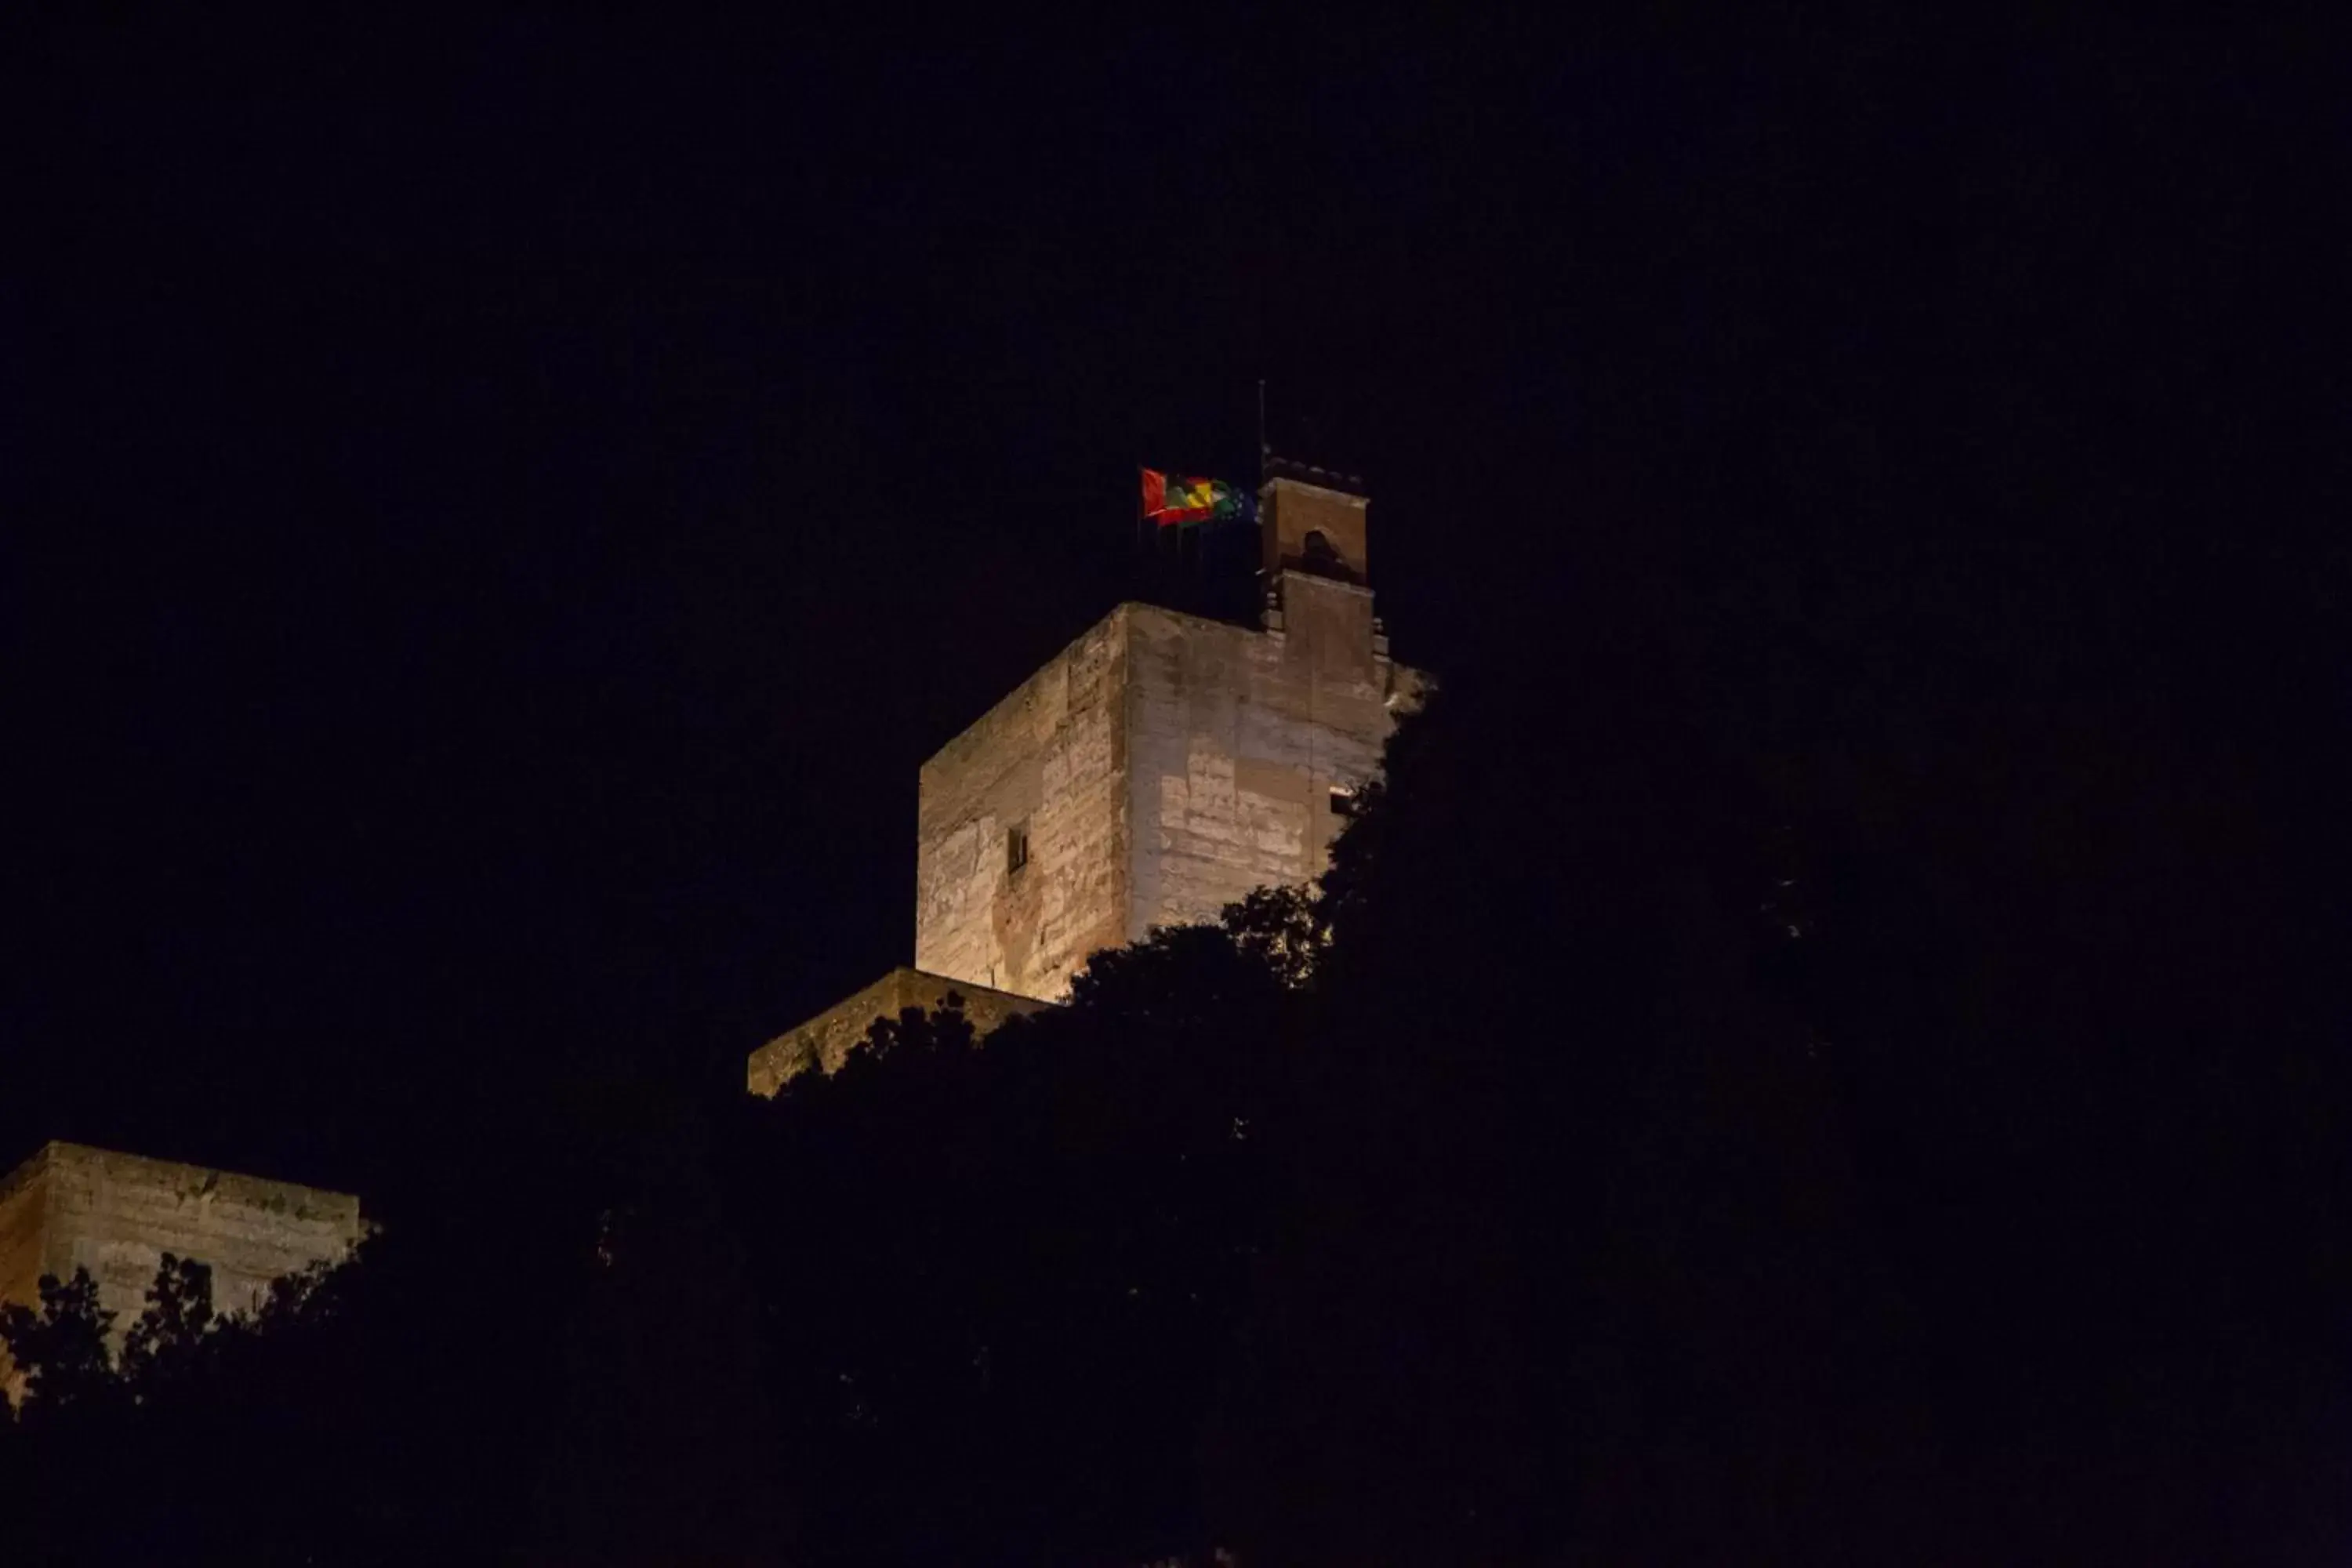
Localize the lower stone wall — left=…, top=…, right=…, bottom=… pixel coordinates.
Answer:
left=0, top=1142, right=365, bottom=1396
left=0, top=1152, right=53, bottom=1339
left=747, top=967, right=1049, bottom=1095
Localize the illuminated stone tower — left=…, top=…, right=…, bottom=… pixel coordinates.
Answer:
left=749, top=461, right=1423, bottom=1092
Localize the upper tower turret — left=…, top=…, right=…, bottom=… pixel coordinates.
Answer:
left=1259, top=457, right=1370, bottom=585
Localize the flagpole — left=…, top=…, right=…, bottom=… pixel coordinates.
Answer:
left=1257, top=378, right=1268, bottom=479
left=1257, top=379, right=1270, bottom=620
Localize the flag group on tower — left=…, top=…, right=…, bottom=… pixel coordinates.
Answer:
left=1141, top=468, right=1254, bottom=528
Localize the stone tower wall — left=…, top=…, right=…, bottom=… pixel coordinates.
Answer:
left=1125, top=591, right=1418, bottom=935
left=915, top=607, right=1133, bottom=1001
left=907, top=590, right=1425, bottom=1008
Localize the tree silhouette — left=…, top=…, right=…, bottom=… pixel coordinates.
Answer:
left=118, top=1253, right=216, bottom=1388
left=698, top=891, right=1317, bottom=1567
left=0, top=1267, right=117, bottom=1417
left=1206, top=679, right=1915, bottom=1564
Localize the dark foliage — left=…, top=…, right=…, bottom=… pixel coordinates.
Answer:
left=117, top=1254, right=216, bottom=1385
left=709, top=891, right=1316, bottom=1566
left=1, top=1268, right=118, bottom=1415
left=0, top=1231, right=571, bottom=1566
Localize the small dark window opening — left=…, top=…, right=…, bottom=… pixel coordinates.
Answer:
left=1299, top=529, right=1355, bottom=583
left=1007, top=825, right=1030, bottom=874
left=1329, top=787, right=1357, bottom=818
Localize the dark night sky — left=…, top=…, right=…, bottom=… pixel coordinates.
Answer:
left=5, top=21, right=2337, bottom=1221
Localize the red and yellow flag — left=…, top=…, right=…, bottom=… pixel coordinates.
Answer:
left=1142, top=469, right=1248, bottom=527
